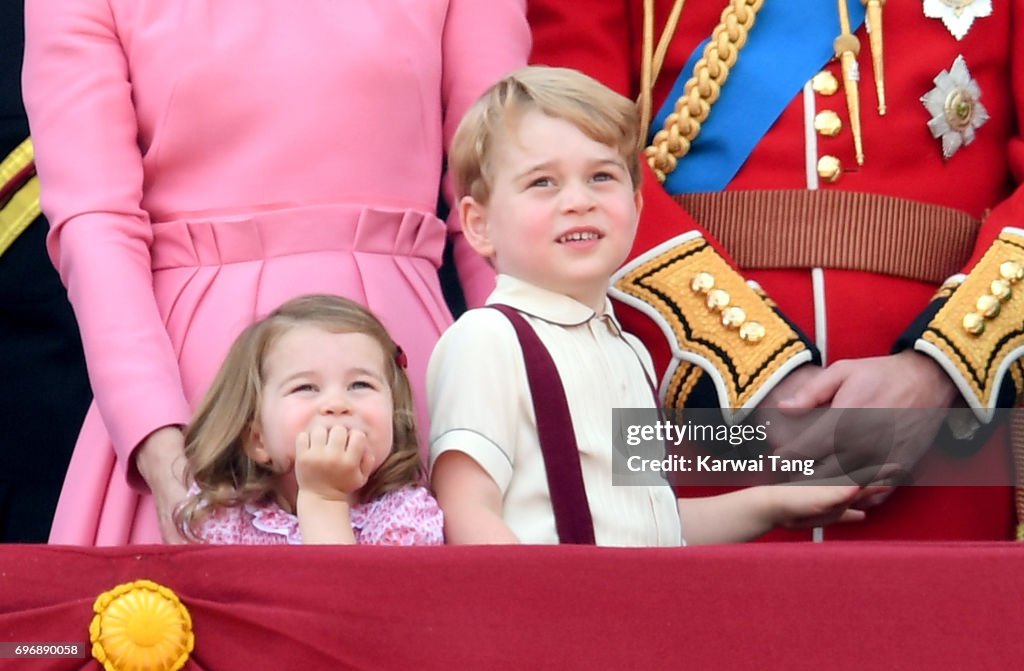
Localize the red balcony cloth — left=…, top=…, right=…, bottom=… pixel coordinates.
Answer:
left=1, top=542, right=1022, bottom=669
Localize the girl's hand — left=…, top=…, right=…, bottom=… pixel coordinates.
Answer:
left=295, top=425, right=376, bottom=502
left=135, top=425, right=189, bottom=544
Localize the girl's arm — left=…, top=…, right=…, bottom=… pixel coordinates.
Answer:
left=296, top=494, right=356, bottom=545
left=679, top=485, right=868, bottom=545
left=432, top=452, right=519, bottom=544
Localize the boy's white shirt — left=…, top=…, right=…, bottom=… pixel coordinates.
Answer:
left=428, top=274, right=682, bottom=546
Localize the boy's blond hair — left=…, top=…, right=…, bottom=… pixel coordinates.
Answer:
left=449, top=66, right=642, bottom=205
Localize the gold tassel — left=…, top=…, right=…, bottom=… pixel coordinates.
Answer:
left=638, top=0, right=687, bottom=144
left=835, top=0, right=864, bottom=165
left=862, top=0, right=886, bottom=115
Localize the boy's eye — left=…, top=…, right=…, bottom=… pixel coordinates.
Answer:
left=592, top=171, right=615, bottom=182
left=528, top=176, right=553, bottom=188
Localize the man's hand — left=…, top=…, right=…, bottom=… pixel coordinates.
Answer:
left=779, top=350, right=958, bottom=412
left=754, top=364, right=829, bottom=447
left=768, top=351, right=959, bottom=498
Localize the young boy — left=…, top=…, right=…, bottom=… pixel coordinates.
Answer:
left=428, top=66, right=874, bottom=545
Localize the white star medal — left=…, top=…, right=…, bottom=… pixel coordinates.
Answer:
left=921, top=55, right=989, bottom=160
left=923, top=0, right=992, bottom=41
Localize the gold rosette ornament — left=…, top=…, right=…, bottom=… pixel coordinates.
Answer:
left=90, top=580, right=194, bottom=671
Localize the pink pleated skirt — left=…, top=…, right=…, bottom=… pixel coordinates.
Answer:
left=50, top=204, right=453, bottom=545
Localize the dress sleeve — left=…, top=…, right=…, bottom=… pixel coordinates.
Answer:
left=22, top=0, right=192, bottom=485
left=359, top=487, right=444, bottom=546
left=196, top=502, right=295, bottom=545
left=193, top=504, right=247, bottom=545
left=440, top=0, right=531, bottom=308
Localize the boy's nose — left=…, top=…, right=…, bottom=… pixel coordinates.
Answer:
left=560, top=181, right=596, bottom=213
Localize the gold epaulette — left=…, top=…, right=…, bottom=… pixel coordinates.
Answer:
left=611, top=232, right=814, bottom=422
left=915, top=228, right=1024, bottom=422
left=0, top=138, right=41, bottom=258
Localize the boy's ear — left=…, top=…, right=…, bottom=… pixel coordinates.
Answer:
left=634, top=190, right=644, bottom=220
left=459, top=196, right=496, bottom=259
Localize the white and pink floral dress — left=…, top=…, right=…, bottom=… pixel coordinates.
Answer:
left=195, top=487, right=443, bottom=546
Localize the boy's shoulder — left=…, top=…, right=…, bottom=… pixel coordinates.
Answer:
left=429, top=306, right=526, bottom=370
left=441, top=306, right=520, bottom=343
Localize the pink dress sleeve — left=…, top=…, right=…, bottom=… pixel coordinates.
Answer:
left=440, top=0, right=530, bottom=308
left=353, top=487, right=445, bottom=546
left=22, top=0, right=191, bottom=485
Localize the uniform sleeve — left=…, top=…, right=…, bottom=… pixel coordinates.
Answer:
left=441, top=0, right=531, bottom=308
left=361, top=487, right=445, bottom=546
left=22, top=0, right=191, bottom=484
left=427, top=309, right=528, bottom=493
left=528, top=0, right=817, bottom=420
left=896, top=20, right=1024, bottom=421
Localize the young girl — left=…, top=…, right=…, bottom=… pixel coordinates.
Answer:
left=175, top=295, right=442, bottom=545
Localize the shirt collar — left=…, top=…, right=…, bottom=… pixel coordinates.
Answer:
left=485, top=274, right=623, bottom=331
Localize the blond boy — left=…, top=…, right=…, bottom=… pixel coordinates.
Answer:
left=428, top=67, right=870, bottom=545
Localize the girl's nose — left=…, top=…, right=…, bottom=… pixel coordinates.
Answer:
left=320, top=392, right=350, bottom=415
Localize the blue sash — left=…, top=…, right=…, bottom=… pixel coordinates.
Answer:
left=653, top=0, right=865, bottom=194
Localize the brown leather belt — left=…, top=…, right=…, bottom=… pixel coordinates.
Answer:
left=672, top=189, right=981, bottom=285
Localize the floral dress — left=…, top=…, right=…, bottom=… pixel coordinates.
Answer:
left=194, top=487, right=443, bottom=545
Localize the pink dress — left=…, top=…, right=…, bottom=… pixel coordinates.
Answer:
left=22, top=0, right=529, bottom=545
left=195, top=487, right=444, bottom=546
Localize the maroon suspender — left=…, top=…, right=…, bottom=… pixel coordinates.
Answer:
left=489, top=305, right=596, bottom=545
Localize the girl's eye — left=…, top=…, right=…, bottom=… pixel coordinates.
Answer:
left=290, top=383, right=316, bottom=394
left=350, top=379, right=377, bottom=391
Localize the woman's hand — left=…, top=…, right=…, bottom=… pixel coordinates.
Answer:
left=135, top=425, right=189, bottom=543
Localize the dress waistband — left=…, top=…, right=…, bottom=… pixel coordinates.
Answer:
left=673, top=190, right=981, bottom=285
left=150, top=204, right=446, bottom=270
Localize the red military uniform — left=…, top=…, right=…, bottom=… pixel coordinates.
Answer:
left=530, top=0, right=1023, bottom=540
